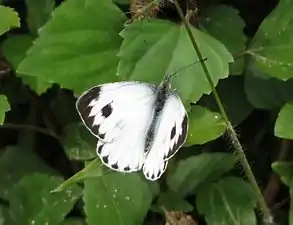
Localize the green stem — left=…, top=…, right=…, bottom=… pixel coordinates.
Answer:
left=172, top=1, right=274, bottom=224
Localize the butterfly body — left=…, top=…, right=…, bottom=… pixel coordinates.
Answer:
left=76, top=77, right=188, bottom=181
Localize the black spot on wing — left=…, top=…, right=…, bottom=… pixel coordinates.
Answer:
left=102, top=155, right=109, bottom=164
left=111, top=163, right=118, bottom=169
left=165, top=115, right=188, bottom=159
left=124, top=166, right=130, bottom=172
left=97, top=144, right=104, bottom=154
left=170, top=124, right=176, bottom=139
left=101, top=103, right=113, bottom=118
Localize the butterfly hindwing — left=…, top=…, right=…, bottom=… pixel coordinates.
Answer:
left=76, top=81, right=156, bottom=172
left=143, top=92, right=188, bottom=180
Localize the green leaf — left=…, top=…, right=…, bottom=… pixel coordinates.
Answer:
left=289, top=180, right=293, bottom=225
left=0, top=95, right=10, bottom=124
left=118, top=19, right=233, bottom=103
left=154, top=191, right=194, bottom=213
left=62, top=123, right=96, bottom=160
left=84, top=173, right=152, bottom=225
left=275, top=101, right=293, bottom=139
left=272, top=161, right=293, bottom=187
left=185, top=106, right=226, bottom=145
left=201, top=76, right=253, bottom=125
left=1, top=35, right=52, bottom=94
left=196, top=177, right=257, bottom=225
left=61, top=218, right=85, bottom=225
left=0, top=6, right=20, bottom=35
left=9, top=174, right=82, bottom=225
left=166, top=153, right=236, bottom=196
left=248, top=0, right=293, bottom=80
left=245, top=63, right=293, bottom=109
left=200, top=5, right=246, bottom=75
left=18, top=0, right=127, bottom=94
left=53, top=159, right=103, bottom=193
left=25, top=0, right=55, bottom=35
left=0, top=146, right=56, bottom=199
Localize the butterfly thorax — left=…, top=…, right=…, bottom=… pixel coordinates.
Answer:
left=144, top=79, right=171, bottom=153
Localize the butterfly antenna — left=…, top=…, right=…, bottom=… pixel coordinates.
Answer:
left=167, top=58, right=207, bottom=80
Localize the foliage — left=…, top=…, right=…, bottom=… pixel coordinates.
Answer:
left=0, top=0, right=293, bottom=224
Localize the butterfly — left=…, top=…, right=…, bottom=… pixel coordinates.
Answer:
left=76, top=75, right=188, bottom=181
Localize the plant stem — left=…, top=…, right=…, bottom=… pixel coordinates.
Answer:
left=172, top=0, right=274, bottom=224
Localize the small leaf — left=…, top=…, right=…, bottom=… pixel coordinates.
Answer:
left=9, top=174, right=82, bottom=225
left=248, top=0, right=293, bottom=80
left=1, top=35, right=52, bottom=94
left=0, top=146, right=55, bottom=198
left=18, top=0, right=127, bottom=94
left=166, top=153, right=236, bottom=196
left=25, top=0, right=55, bottom=35
left=200, top=5, right=246, bottom=75
left=275, top=101, right=293, bottom=139
left=154, top=191, right=194, bottom=213
left=185, top=106, right=226, bottom=145
left=53, top=159, right=102, bottom=193
left=118, top=19, right=233, bottom=103
left=0, top=6, right=20, bottom=35
left=196, top=177, right=257, bottom=225
left=201, top=76, right=253, bottom=125
left=62, top=123, right=96, bottom=160
left=272, top=161, right=293, bottom=187
left=0, top=95, right=10, bottom=124
left=245, top=63, right=293, bottom=109
left=84, top=173, right=152, bottom=225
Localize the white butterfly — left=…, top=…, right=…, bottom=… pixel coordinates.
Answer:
left=76, top=75, right=188, bottom=181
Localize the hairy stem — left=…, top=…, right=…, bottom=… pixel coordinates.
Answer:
left=172, top=0, right=274, bottom=224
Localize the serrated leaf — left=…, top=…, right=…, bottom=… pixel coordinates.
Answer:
left=0, top=95, right=10, bottom=124
left=154, top=191, right=194, bottom=213
left=185, top=106, right=226, bottom=145
left=248, top=0, right=293, bottom=80
left=0, top=146, right=55, bottom=199
left=0, top=6, right=20, bottom=35
left=25, top=0, right=55, bottom=35
left=200, top=5, right=246, bottom=75
left=245, top=63, right=293, bottom=109
left=166, top=153, right=236, bottom=196
left=18, top=0, right=127, bottom=94
left=200, top=76, right=253, bottom=125
left=1, top=35, right=52, bottom=94
left=272, top=161, right=293, bottom=187
left=118, top=19, right=233, bottom=103
left=62, top=123, right=96, bottom=160
left=84, top=173, right=152, bottom=225
left=9, top=174, right=82, bottom=225
left=275, top=101, right=293, bottom=139
left=196, top=177, right=257, bottom=225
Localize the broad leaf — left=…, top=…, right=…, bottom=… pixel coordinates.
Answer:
left=62, top=123, right=96, bottom=160
left=272, top=161, right=293, bottom=187
left=200, top=5, right=246, bottom=75
left=84, top=173, right=152, bottom=225
left=196, top=177, right=257, bottom=225
left=185, top=106, right=226, bottom=146
left=0, top=146, right=55, bottom=199
left=18, top=0, right=127, bottom=94
left=245, top=63, right=293, bottom=109
left=1, top=35, right=52, bottom=93
left=275, top=101, right=293, bottom=139
left=0, top=95, right=10, bottom=124
left=201, top=76, right=253, bottom=125
left=9, top=174, right=82, bottom=225
left=248, top=0, right=293, bottom=80
left=166, top=153, right=236, bottom=196
left=118, top=19, right=233, bottom=103
left=25, top=0, right=55, bottom=35
left=0, top=6, right=20, bottom=35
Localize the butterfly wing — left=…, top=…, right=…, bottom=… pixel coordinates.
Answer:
left=143, top=92, right=188, bottom=180
left=76, top=81, right=156, bottom=172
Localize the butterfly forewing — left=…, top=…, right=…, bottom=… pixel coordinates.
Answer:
left=76, top=82, right=157, bottom=172
left=143, top=92, right=188, bottom=181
